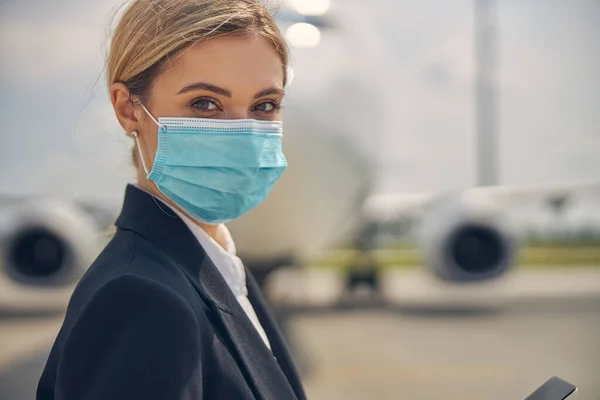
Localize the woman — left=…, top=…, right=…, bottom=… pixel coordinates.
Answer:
left=37, top=1, right=306, bottom=399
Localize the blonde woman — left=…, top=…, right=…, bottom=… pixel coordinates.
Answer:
left=37, top=1, right=305, bottom=399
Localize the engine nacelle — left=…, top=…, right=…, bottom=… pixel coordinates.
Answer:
left=0, top=200, right=102, bottom=313
left=418, top=197, right=516, bottom=282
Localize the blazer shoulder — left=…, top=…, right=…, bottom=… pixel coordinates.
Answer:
left=75, top=229, right=205, bottom=322
left=84, top=229, right=139, bottom=277
left=79, top=273, right=197, bottom=327
left=55, top=274, right=203, bottom=400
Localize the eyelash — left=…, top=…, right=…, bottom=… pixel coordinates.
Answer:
left=190, top=97, right=282, bottom=114
left=191, top=96, right=222, bottom=111
left=252, top=99, right=283, bottom=113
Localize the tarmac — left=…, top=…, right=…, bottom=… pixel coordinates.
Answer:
left=0, top=267, right=598, bottom=400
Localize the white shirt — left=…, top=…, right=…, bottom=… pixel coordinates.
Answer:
left=140, top=187, right=272, bottom=350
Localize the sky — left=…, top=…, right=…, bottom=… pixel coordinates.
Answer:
left=0, top=0, right=598, bottom=200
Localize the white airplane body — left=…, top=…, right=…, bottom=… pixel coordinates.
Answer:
left=1, top=1, right=599, bottom=312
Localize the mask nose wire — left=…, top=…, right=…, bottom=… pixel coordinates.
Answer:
left=130, top=103, right=161, bottom=176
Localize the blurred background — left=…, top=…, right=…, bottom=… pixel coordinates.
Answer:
left=0, top=0, right=599, bottom=399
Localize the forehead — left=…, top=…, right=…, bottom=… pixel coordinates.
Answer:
left=155, top=33, right=285, bottom=94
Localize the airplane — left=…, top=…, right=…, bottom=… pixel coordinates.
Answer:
left=1, top=0, right=599, bottom=314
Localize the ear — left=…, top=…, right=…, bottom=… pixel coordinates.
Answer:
left=110, top=82, right=140, bottom=134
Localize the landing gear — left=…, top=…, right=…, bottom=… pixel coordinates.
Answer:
left=244, top=256, right=296, bottom=290
left=346, top=252, right=380, bottom=294
left=346, top=220, right=381, bottom=295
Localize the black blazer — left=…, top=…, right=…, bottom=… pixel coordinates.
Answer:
left=37, top=184, right=306, bottom=400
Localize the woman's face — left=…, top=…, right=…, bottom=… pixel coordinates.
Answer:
left=112, top=32, right=285, bottom=183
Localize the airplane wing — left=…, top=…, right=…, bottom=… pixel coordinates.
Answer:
left=1, top=179, right=597, bottom=313
left=0, top=195, right=118, bottom=313
left=363, top=180, right=600, bottom=222
left=358, top=180, right=600, bottom=283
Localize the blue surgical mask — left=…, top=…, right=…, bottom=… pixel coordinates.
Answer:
left=131, top=105, right=287, bottom=224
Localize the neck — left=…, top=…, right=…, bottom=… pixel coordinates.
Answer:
left=136, top=179, right=226, bottom=249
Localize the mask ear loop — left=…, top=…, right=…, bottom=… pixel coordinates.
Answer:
left=130, top=130, right=150, bottom=176
left=130, top=103, right=162, bottom=177
left=140, top=103, right=161, bottom=127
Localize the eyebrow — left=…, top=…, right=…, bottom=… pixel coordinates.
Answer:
left=177, top=82, right=231, bottom=97
left=177, top=82, right=285, bottom=99
left=253, top=87, right=285, bottom=99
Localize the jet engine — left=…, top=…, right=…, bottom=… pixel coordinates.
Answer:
left=417, top=196, right=517, bottom=282
left=0, top=199, right=102, bottom=313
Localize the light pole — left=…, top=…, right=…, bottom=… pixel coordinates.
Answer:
left=475, top=0, right=498, bottom=186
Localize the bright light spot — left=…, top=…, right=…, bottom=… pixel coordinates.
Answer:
left=286, top=66, right=295, bottom=87
left=292, top=0, right=330, bottom=16
left=286, top=23, right=321, bottom=48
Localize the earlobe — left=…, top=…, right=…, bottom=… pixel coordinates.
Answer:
left=110, top=82, right=139, bottom=134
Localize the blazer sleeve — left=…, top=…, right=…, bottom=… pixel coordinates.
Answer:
left=55, top=274, right=202, bottom=400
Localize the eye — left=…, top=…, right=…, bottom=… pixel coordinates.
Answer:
left=252, top=100, right=280, bottom=113
left=191, top=97, right=221, bottom=111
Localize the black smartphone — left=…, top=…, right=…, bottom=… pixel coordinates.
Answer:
left=525, top=377, right=577, bottom=400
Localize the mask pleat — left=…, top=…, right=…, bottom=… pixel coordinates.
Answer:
left=146, top=117, right=287, bottom=223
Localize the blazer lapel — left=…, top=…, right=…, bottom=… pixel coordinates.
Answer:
left=192, top=256, right=298, bottom=400
left=246, top=270, right=307, bottom=400
left=115, top=185, right=298, bottom=400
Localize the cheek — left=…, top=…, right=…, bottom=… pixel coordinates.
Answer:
left=272, top=108, right=283, bottom=122
left=141, top=121, right=160, bottom=165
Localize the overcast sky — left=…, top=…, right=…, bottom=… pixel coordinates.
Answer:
left=0, top=0, right=598, bottom=200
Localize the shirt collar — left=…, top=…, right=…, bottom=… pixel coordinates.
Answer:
left=133, top=185, right=247, bottom=295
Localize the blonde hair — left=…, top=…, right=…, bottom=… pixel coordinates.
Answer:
left=107, top=0, right=288, bottom=103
